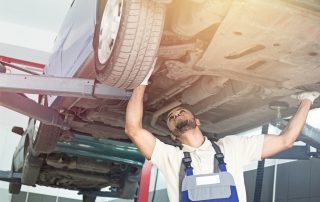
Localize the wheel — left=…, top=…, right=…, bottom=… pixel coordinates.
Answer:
left=33, top=123, right=61, bottom=154
left=8, top=182, right=21, bottom=194
left=21, top=149, right=43, bottom=186
left=83, top=195, right=96, bottom=202
left=119, top=179, right=139, bottom=199
left=8, top=133, right=29, bottom=194
left=119, top=169, right=140, bottom=199
left=94, top=0, right=165, bottom=89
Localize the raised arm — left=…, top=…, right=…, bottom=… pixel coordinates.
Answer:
left=262, top=92, right=320, bottom=158
left=125, top=85, right=156, bottom=160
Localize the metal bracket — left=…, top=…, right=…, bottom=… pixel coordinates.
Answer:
left=0, top=171, right=21, bottom=183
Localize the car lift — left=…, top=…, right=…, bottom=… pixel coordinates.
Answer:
left=0, top=60, right=132, bottom=130
left=1, top=60, right=320, bottom=201
left=137, top=161, right=153, bottom=202
left=0, top=60, right=154, bottom=201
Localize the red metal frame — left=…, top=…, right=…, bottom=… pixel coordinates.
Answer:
left=138, top=160, right=153, bottom=202
left=0, top=55, right=45, bottom=69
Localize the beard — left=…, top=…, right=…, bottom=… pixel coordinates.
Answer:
left=171, top=118, right=197, bottom=137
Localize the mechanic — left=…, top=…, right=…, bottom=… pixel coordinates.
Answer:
left=125, top=70, right=320, bottom=202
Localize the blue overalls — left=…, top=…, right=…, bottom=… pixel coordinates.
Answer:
left=179, top=141, right=239, bottom=202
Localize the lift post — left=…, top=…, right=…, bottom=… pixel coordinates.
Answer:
left=137, top=161, right=153, bottom=202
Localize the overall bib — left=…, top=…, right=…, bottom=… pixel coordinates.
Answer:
left=179, top=141, right=239, bottom=202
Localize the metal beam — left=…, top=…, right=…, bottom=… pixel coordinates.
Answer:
left=0, top=73, right=132, bottom=129
left=0, top=73, right=131, bottom=99
left=0, top=56, right=45, bottom=69
left=0, top=171, right=21, bottom=183
left=0, top=92, right=69, bottom=130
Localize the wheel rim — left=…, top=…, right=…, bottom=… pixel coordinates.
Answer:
left=97, top=0, right=123, bottom=66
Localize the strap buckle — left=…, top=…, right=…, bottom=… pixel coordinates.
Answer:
left=183, top=152, right=192, bottom=168
left=215, top=153, right=225, bottom=165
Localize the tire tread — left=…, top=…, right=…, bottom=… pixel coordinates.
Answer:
left=95, top=0, right=165, bottom=89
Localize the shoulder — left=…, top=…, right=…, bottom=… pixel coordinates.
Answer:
left=151, top=138, right=183, bottom=174
left=216, top=135, right=238, bottom=150
left=218, top=135, right=264, bottom=144
left=216, top=135, right=265, bottom=163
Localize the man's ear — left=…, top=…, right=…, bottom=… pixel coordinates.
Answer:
left=195, top=118, right=201, bottom=126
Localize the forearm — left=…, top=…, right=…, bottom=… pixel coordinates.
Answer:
left=262, top=93, right=318, bottom=158
left=280, top=100, right=312, bottom=145
left=125, top=85, right=146, bottom=133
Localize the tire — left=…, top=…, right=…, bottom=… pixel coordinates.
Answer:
left=94, top=0, right=165, bottom=89
left=119, top=180, right=139, bottom=199
left=21, top=149, right=43, bottom=186
left=8, top=182, right=21, bottom=194
left=119, top=170, right=140, bottom=199
left=83, top=195, right=96, bottom=202
left=33, top=123, right=61, bottom=154
left=8, top=135, right=29, bottom=194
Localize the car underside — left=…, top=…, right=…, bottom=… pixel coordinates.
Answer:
left=53, top=0, right=320, bottom=141
left=4, top=0, right=320, bottom=200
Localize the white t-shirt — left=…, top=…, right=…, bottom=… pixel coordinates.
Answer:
left=151, top=135, right=264, bottom=202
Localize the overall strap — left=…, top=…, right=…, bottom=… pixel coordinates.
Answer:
left=179, top=152, right=193, bottom=202
left=210, top=140, right=221, bottom=153
left=182, top=152, right=193, bottom=176
left=210, top=140, right=221, bottom=173
left=210, top=140, right=227, bottom=172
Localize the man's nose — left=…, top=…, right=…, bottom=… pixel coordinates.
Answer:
left=173, top=111, right=181, bottom=118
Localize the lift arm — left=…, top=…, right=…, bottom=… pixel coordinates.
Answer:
left=0, top=171, right=21, bottom=183
left=0, top=92, right=69, bottom=130
left=0, top=73, right=132, bottom=129
left=0, top=73, right=131, bottom=99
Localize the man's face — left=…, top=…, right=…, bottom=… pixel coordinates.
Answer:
left=166, top=107, right=197, bottom=137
